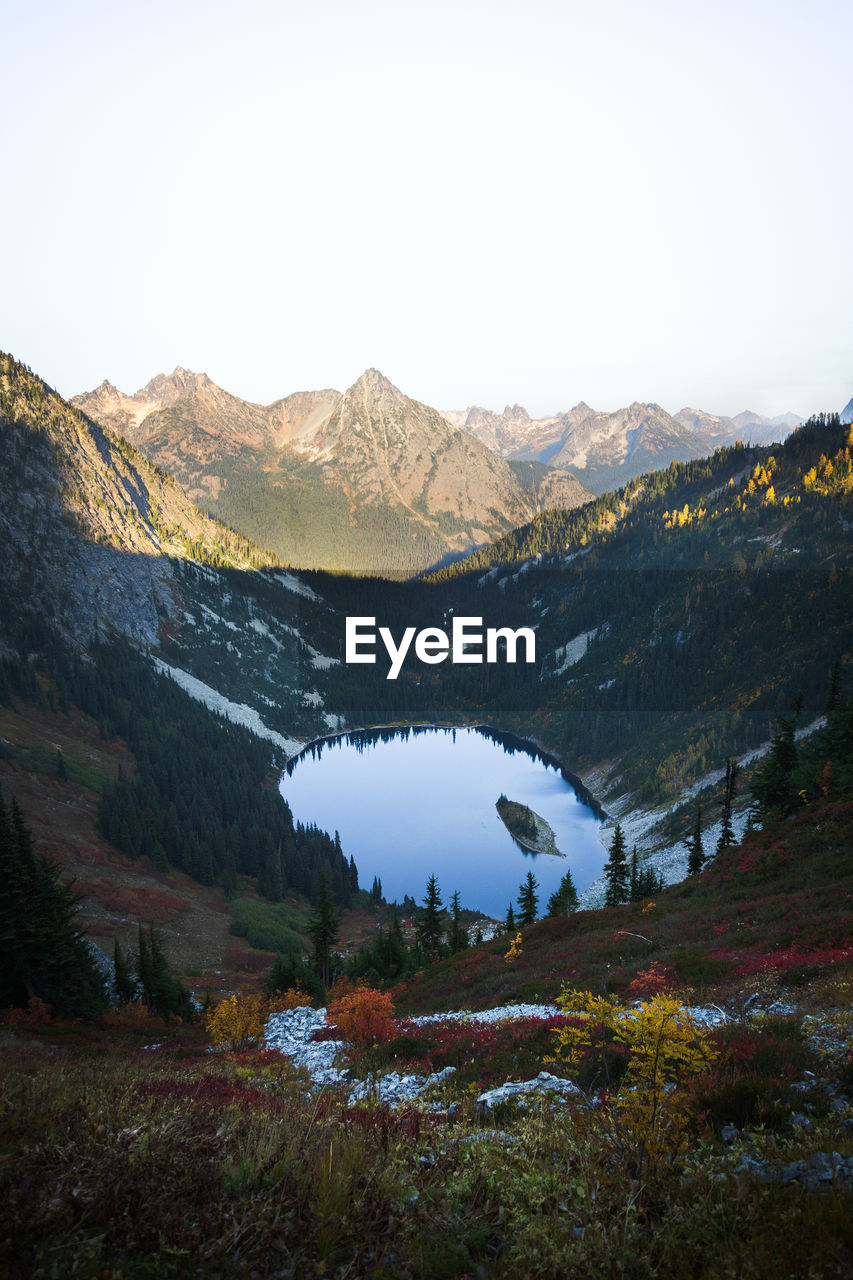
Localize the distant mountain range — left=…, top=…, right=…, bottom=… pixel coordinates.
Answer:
left=441, top=400, right=805, bottom=495
left=74, top=369, right=591, bottom=574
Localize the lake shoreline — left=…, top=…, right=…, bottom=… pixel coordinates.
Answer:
left=284, top=720, right=608, bottom=822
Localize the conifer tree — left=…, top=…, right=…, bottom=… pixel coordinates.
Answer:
left=750, top=715, right=798, bottom=818
left=136, top=924, right=193, bottom=1020
left=604, top=823, right=629, bottom=906
left=448, top=890, right=468, bottom=952
left=547, top=867, right=578, bottom=916
left=505, top=903, right=516, bottom=931
left=0, top=791, right=106, bottom=1019
left=687, top=804, right=705, bottom=875
left=309, top=870, right=340, bottom=987
left=416, top=874, right=444, bottom=957
left=517, top=870, right=539, bottom=925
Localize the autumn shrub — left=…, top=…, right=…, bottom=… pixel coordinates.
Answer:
left=627, top=962, right=675, bottom=999
left=206, top=991, right=279, bottom=1052
left=548, top=990, right=717, bottom=1177
left=326, top=987, right=396, bottom=1048
left=504, top=931, right=523, bottom=962
left=1, top=996, right=52, bottom=1027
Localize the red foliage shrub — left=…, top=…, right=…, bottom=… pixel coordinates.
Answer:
left=712, top=943, right=853, bottom=977
left=376, top=1014, right=572, bottom=1086
left=143, top=1074, right=279, bottom=1111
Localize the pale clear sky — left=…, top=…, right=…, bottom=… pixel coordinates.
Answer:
left=2, top=0, right=851, bottom=419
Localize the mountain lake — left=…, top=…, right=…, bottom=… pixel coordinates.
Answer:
left=280, top=725, right=606, bottom=919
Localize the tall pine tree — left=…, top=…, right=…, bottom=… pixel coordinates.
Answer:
left=517, top=870, right=539, bottom=924
left=309, top=870, right=340, bottom=989
left=0, top=791, right=106, bottom=1019
left=448, top=890, right=469, bottom=952
left=604, top=823, right=629, bottom=906
left=547, top=867, right=578, bottom=916
left=416, top=874, right=444, bottom=957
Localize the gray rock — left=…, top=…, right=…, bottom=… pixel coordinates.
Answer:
left=476, top=1071, right=582, bottom=1114
left=349, top=1066, right=456, bottom=1105
left=264, top=1006, right=348, bottom=1087
left=780, top=1160, right=808, bottom=1184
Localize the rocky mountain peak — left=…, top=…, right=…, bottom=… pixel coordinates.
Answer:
left=334, top=370, right=419, bottom=435
left=346, top=367, right=403, bottom=401
left=140, top=367, right=212, bottom=404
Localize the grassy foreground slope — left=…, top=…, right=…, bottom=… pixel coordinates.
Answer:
left=2, top=779, right=852, bottom=1279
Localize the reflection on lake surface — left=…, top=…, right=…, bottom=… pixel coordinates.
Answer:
left=280, top=726, right=605, bottom=918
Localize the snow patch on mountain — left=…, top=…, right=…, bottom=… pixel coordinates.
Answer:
left=552, top=626, right=604, bottom=676
left=262, top=570, right=323, bottom=602
left=151, top=657, right=303, bottom=757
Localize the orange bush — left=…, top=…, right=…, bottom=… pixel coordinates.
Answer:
left=1, top=996, right=52, bottom=1027
left=326, top=987, right=395, bottom=1047
left=626, top=962, right=675, bottom=999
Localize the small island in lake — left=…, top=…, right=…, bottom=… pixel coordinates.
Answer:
left=495, top=794, right=565, bottom=857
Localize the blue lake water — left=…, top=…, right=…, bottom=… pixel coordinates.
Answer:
left=279, top=726, right=605, bottom=919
